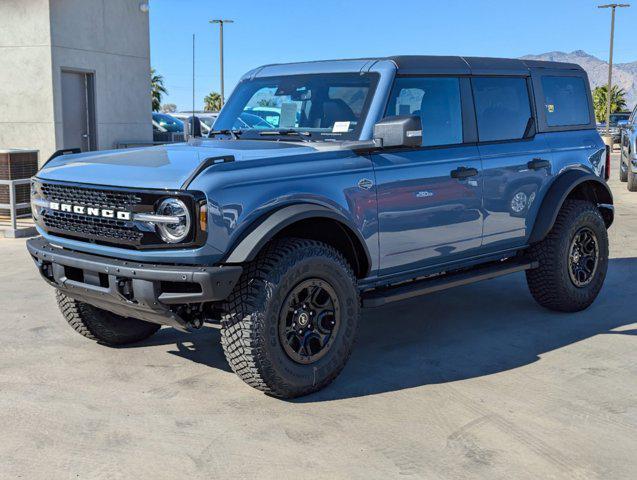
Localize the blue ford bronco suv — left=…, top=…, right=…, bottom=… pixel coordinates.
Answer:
left=27, top=56, right=613, bottom=398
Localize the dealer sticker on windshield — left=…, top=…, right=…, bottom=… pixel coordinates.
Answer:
left=332, top=121, right=351, bottom=133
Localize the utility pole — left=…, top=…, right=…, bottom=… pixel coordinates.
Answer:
left=598, top=4, right=630, bottom=140
left=210, top=19, right=234, bottom=108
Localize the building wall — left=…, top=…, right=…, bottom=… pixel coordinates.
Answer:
left=0, top=0, right=152, bottom=163
left=49, top=0, right=152, bottom=153
left=0, top=0, right=56, bottom=163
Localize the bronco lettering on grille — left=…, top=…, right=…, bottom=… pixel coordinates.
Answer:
left=49, top=202, right=131, bottom=221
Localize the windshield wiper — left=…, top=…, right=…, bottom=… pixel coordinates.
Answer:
left=209, top=129, right=242, bottom=140
left=259, top=130, right=312, bottom=142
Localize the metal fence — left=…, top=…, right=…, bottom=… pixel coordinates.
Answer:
left=0, top=178, right=31, bottom=232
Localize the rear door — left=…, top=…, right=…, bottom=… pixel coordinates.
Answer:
left=473, top=76, right=553, bottom=250
left=372, top=76, right=483, bottom=277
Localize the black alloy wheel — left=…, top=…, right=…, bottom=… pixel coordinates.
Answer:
left=278, top=279, right=340, bottom=365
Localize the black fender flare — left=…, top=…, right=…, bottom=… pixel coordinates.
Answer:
left=528, top=170, right=613, bottom=244
left=223, top=203, right=372, bottom=272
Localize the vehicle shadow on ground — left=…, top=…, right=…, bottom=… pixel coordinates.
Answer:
left=295, top=257, right=637, bottom=403
left=119, top=324, right=232, bottom=372
left=118, top=258, right=637, bottom=399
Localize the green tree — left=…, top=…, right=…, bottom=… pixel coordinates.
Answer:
left=204, top=92, right=223, bottom=112
left=151, top=68, right=167, bottom=112
left=592, top=85, right=627, bottom=123
left=258, top=98, right=278, bottom=107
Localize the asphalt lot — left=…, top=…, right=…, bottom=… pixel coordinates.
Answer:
left=1, top=154, right=635, bottom=479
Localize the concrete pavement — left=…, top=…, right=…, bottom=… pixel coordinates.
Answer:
left=0, top=154, right=635, bottom=479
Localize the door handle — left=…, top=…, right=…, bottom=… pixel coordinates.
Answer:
left=450, top=166, right=479, bottom=179
left=527, top=158, right=550, bottom=170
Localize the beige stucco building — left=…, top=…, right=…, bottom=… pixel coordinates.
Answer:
left=0, top=0, right=152, bottom=164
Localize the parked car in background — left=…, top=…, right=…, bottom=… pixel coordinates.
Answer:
left=619, top=105, right=637, bottom=190
left=28, top=56, right=613, bottom=398
left=233, top=112, right=274, bottom=130
left=152, top=112, right=184, bottom=143
left=597, top=111, right=630, bottom=145
left=245, top=107, right=282, bottom=127
left=172, top=112, right=219, bottom=136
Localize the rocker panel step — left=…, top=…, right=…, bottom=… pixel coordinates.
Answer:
left=362, top=258, right=538, bottom=308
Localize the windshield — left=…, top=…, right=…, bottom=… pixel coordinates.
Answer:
left=609, top=113, right=629, bottom=125
left=153, top=113, right=183, bottom=132
left=214, top=73, right=379, bottom=141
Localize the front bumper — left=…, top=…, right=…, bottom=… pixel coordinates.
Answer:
left=27, top=237, right=242, bottom=331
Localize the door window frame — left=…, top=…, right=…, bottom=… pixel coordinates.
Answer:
left=470, top=75, right=538, bottom=145
left=382, top=75, right=478, bottom=150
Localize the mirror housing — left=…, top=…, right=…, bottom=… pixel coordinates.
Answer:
left=188, top=116, right=203, bottom=137
left=373, top=115, right=422, bottom=148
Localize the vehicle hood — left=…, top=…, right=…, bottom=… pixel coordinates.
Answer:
left=37, top=140, right=331, bottom=190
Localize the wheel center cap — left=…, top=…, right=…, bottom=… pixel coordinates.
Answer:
left=572, top=250, right=581, bottom=263
left=297, top=312, right=309, bottom=326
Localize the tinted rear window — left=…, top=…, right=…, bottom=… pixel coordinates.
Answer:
left=541, top=76, right=590, bottom=127
left=472, top=77, right=531, bottom=142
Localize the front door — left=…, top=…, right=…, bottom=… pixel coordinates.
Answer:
left=61, top=71, right=96, bottom=152
left=373, top=76, right=483, bottom=277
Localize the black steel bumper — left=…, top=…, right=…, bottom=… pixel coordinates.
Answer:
left=26, top=237, right=242, bottom=331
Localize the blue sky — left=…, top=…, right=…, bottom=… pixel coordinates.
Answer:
left=149, top=0, right=637, bottom=110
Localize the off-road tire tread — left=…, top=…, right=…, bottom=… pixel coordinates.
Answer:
left=619, top=159, right=628, bottom=182
left=220, top=238, right=359, bottom=398
left=627, top=167, right=637, bottom=191
left=56, top=291, right=161, bottom=345
left=526, top=199, right=608, bottom=312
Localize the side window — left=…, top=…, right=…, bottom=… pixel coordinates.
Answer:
left=541, top=76, right=590, bottom=127
left=386, top=77, right=463, bottom=147
left=472, top=77, right=531, bottom=142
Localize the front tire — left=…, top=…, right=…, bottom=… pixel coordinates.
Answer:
left=221, top=238, right=360, bottom=398
left=526, top=200, right=608, bottom=312
left=57, top=291, right=161, bottom=345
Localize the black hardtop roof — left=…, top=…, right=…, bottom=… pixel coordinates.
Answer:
left=386, top=55, right=584, bottom=76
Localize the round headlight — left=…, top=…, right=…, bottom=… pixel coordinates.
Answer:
left=156, top=198, right=191, bottom=243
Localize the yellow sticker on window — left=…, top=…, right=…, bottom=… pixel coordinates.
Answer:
left=547, top=104, right=555, bottom=113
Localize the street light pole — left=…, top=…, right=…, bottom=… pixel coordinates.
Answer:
left=210, top=19, right=234, bottom=108
left=598, top=4, right=630, bottom=139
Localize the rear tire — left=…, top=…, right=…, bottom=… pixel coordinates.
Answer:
left=628, top=167, right=637, bottom=192
left=56, top=291, right=161, bottom=345
left=619, top=158, right=628, bottom=182
left=526, top=200, right=608, bottom=312
left=221, top=238, right=360, bottom=398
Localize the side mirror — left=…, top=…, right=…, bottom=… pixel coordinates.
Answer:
left=188, top=116, right=202, bottom=137
left=373, top=115, right=422, bottom=148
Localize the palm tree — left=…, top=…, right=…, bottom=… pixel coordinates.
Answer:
left=151, top=68, right=167, bottom=112
left=593, top=85, right=627, bottom=123
left=204, top=92, right=223, bottom=112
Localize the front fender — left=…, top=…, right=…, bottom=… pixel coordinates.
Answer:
left=528, top=169, right=613, bottom=244
left=223, top=203, right=372, bottom=267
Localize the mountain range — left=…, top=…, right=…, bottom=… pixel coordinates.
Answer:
left=521, top=50, right=637, bottom=110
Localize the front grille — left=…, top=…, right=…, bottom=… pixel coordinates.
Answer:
left=33, top=180, right=205, bottom=250
left=40, top=183, right=142, bottom=210
left=42, top=210, right=143, bottom=243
